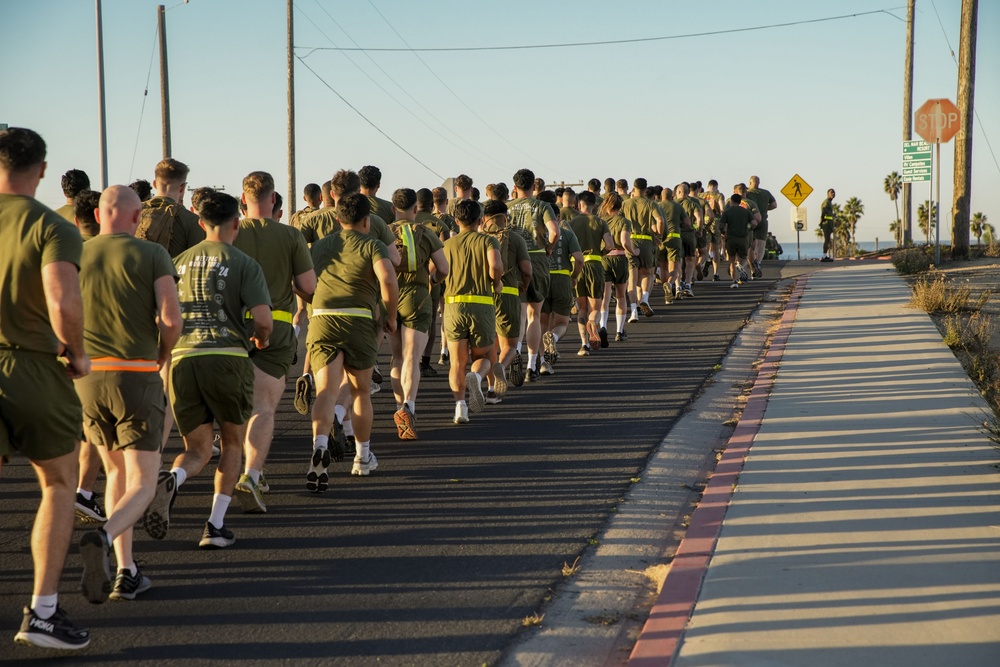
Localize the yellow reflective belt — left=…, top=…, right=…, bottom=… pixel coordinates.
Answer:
left=667, top=233, right=681, bottom=239
left=632, top=234, right=653, bottom=241
left=171, top=347, right=249, bottom=361
left=584, top=254, right=603, bottom=262
left=90, top=357, right=158, bottom=372
left=528, top=248, right=547, bottom=254
left=245, top=310, right=294, bottom=324
left=501, top=286, right=519, bottom=296
left=311, top=308, right=373, bottom=319
left=445, top=295, right=493, bottom=305
left=549, top=269, right=571, bottom=275
left=399, top=223, right=418, bottom=273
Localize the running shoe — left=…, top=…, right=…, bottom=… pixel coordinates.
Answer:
left=539, top=360, right=555, bottom=375
left=258, top=470, right=270, bottom=493
left=330, top=416, right=347, bottom=462
left=235, top=474, right=267, bottom=513
left=13, top=606, right=90, bottom=650
left=393, top=406, right=418, bottom=440
left=627, top=312, right=640, bottom=324
left=345, top=435, right=357, bottom=457
left=485, top=390, right=502, bottom=405
left=211, top=433, right=221, bottom=457
left=509, top=351, right=525, bottom=387
left=198, top=522, right=235, bottom=549
left=586, top=321, right=602, bottom=349
left=75, top=492, right=107, bottom=524
left=577, top=345, right=590, bottom=357
left=731, top=281, right=740, bottom=289
left=454, top=403, right=469, bottom=424
left=306, top=446, right=332, bottom=493
left=351, top=452, right=378, bottom=476
left=616, top=331, right=628, bottom=342
left=737, top=265, right=749, bottom=283
left=599, top=327, right=609, bottom=348
left=526, top=368, right=540, bottom=383
left=683, top=284, right=695, bottom=298
left=542, top=331, right=559, bottom=364
left=753, top=260, right=763, bottom=278
left=639, top=302, right=654, bottom=318
left=439, top=349, right=449, bottom=365
left=714, top=274, right=721, bottom=281
left=370, top=380, right=381, bottom=396
left=372, top=362, right=383, bottom=385
left=467, top=372, right=485, bottom=413
left=142, top=470, right=177, bottom=540
left=493, top=361, right=508, bottom=398
left=419, top=361, right=438, bottom=377
left=109, top=568, right=152, bottom=601
left=293, top=374, right=313, bottom=415
left=79, top=529, right=112, bottom=604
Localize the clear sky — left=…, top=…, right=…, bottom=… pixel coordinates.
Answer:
left=2, top=0, right=997, bottom=243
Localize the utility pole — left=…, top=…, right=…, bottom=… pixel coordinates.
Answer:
left=952, top=0, right=978, bottom=259
left=287, top=0, right=296, bottom=216
left=95, top=0, right=109, bottom=189
left=902, top=0, right=915, bottom=245
left=158, top=4, right=172, bottom=158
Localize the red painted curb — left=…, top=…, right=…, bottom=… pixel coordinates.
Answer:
left=627, top=275, right=810, bottom=667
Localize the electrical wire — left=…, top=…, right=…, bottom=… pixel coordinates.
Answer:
left=297, top=7, right=904, bottom=55
left=295, top=55, right=444, bottom=180
left=127, top=25, right=159, bottom=182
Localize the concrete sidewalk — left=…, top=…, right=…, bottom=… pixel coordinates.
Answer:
left=631, top=263, right=1000, bottom=666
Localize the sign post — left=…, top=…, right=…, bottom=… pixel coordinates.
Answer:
left=914, top=98, right=961, bottom=264
left=790, top=207, right=807, bottom=260
left=781, top=174, right=812, bottom=260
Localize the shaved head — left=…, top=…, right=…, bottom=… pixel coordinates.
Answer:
left=98, top=185, right=143, bottom=235
left=749, top=175, right=760, bottom=188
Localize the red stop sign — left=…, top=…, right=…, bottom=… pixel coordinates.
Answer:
left=915, top=98, right=961, bottom=143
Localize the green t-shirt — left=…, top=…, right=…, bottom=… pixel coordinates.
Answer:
left=604, top=213, right=632, bottom=251
left=446, top=197, right=466, bottom=218
left=233, top=218, right=313, bottom=314
left=299, top=207, right=394, bottom=248
left=367, top=195, right=394, bottom=227
left=506, top=197, right=555, bottom=251
left=502, top=230, right=530, bottom=288
left=144, top=196, right=206, bottom=258
left=746, top=188, right=775, bottom=222
left=549, top=223, right=580, bottom=272
left=311, top=229, right=390, bottom=313
left=0, top=194, right=83, bottom=354
left=173, top=240, right=271, bottom=352
left=559, top=206, right=577, bottom=223
left=821, top=198, right=835, bottom=232
left=718, top=204, right=753, bottom=239
left=621, top=196, right=658, bottom=237
left=390, top=220, right=444, bottom=288
left=80, top=233, right=177, bottom=359
left=659, top=200, right=685, bottom=235
left=678, top=197, right=703, bottom=232
left=443, top=229, right=500, bottom=298
left=569, top=214, right=610, bottom=256
left=54, top=203, right=75, bottom=223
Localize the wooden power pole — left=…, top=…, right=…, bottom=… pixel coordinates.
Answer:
left=158, top=4, right=172, bottom=158
left=951, top=0, right=978, bottom=259
left=95, top=0, right=109, bottom=189
left=902, top=0, right=915, bottom=245
left=287, top=0, right=296, bottom=216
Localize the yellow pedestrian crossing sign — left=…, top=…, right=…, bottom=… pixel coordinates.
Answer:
left=781, top=174, right=813, bottom=207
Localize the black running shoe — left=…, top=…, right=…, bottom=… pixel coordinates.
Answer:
left=14, top=606, right=90, bottom=650
left=419, top=362, right=438, bottom=377
left=345, top=435, right=357, bottom=457
left=306, top=447, right=332, bottom=493
left=526, top=368, right=540, bottom=383
left=109, top=568, right=152, bottom=601
left=293, top=375, right=313, bottom=416
left=372, top=362, right=383, bottom=385
left=509, top=351, right=525, bottom=387
left=198, top=522, right=235, bottom=549
left=79, top=529, right=112, bottom=604
left=330, top=417, right=346, bottom=462
left=599, top=327, right=609, bottom=348
left=75, top=492, right=107, bottom=524
left=142, top=471, right=177, bottom=540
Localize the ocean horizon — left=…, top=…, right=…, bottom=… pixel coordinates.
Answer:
left=775, top=240, right=891, bottom=260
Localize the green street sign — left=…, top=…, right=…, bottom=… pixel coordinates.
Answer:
left=902, top=140, right=931, bottom=183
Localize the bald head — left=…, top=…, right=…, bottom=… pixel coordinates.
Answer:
left=749, top=175, right=760, bottom=188
left=97, top=185, right=143, bottom=236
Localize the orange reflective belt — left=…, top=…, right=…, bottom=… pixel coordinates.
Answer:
left=90, top=357, right=159, bottom=372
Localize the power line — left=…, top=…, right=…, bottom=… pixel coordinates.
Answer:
left=295, top=55, right=444, bottom=180
left=363, top=0, right=564, bottom=178
left=128, top=24, right=159, bottom=182
left=297, top=7, right=904, bottom=56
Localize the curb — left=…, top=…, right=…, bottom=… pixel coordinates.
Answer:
left=626, top=274, right=810, bottom=667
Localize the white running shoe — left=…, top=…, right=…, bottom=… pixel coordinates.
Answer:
left=454, top=403, right=469, bottom=424
left=351, top=452, right=378, bottom=476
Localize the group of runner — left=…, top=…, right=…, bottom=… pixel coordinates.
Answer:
left=0, top=125, right=777, bottom=651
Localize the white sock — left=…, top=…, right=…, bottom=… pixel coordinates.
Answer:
left=30, top=594, right=57, bottom=620
left=552, top=332, right=559, bottom=343
left=516, top=341, right=522, bottom=353
left=76, top=488, right=93, bottom=500
left=616, top=310, right=625, bottom=334
left=294, top=325, right=301, bottom=338
left=334, top=404, right=347, bottom=422
left=343, top=420, right=354, bottom=436
left=578, top=322, right=588, bottom=345
left=124, top=562, right=137, bottom=575
left=313, top=434, right=329, bottom=451
left=527, top=353, right=538, bottom=369
left=247, top=468, right=261, bottom=485
left=357, top=439, right=371, bottom=461
left=630, top=303, right=638, bottom=316
left=456, top=400, right=467, bottom=409
left=208, top=493, right=231, bottom=528
left=170, top=467, right=187, bottom=487
left=600, top=309, right=609, bottom=329
left=641, top=290, right=649, bottom=303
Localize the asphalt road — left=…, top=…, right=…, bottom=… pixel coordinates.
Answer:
left=0, top=264, right=783, bottom=666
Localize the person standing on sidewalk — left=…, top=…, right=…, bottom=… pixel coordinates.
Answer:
left=233, top=172, right=315, bottom=513
left=820, top=188, right=836, bottom=261
left=0, top=127, right=92, bottom=650
left=75, top=185, right=181, bottom=603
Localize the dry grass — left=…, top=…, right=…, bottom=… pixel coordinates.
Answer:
left=909, top=275, right=991, bottom=314
left=522, top=612, right=544, bottom=627
left=561, top=557, right=581, bottom=577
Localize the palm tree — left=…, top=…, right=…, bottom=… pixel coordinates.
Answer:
left=971, top=211, right=988, bottom=245
left=884, top=172, right=902, bottom=245
left=918, top=201, right=938, bottom=245
left=889, top=219, right=902, bottom=243
left=984, top=224, right=996, bottom=245
left=842, top=197, right=864, bottom=249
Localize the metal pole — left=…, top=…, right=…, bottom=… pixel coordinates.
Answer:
left=934, top=141, right=941, bottom=264
left=796, top=229, right=801, bottom=260
left=158, top=5, right=172, bottom=158
left=95, top=0, right=109, bottom=189
left=287, top=0, right=296, bottom=217
left=902, top=0, right=915, bottom=245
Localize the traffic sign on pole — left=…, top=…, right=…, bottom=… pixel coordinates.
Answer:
left=902, top=140, right=931, bottom=183
left=914, top=98, right=961, bottom=144
left=780, top=174, right=813, bottom=207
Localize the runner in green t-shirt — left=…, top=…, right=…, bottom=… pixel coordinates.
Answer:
left=75, top=185, right=181, bottom=604
left=703, top=179, right=727, bottom=280
left=289, top=183, right=322, bottom=230
left=145, top=158, right=206, bottom=258
left=144, top=190, right=272, bottom=550
left=621, top=178, right=663, bottom=321
left=443, top=200, right=503, bottom=424
left=55, top=168, right=90, bottom=222
left=415, top=188, right=453, bottom=378
left=569, top=192, right=615, bottom=354
left=675, top=182, right=703, bottom=298
left=746, top=175, right=777, bottom=277
left=717, top=193, right=758, bottom=288
left=231, top=171, right=316, bottom=513
left=598, top=193, right=639, bottom=342
left=359, top=165, right=395, bottom=225
left=387, top=188, right=447, bottom=441
left=307, top=192, right=398, bottom=488
left=1, top=128, right=91, bottom=650
left=541, top=210, right=582, bottom=369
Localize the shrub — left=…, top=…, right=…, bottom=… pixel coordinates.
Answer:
left=892, top=248, right=931, bottom=275
left=910, top=276, right=974, bottom=313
